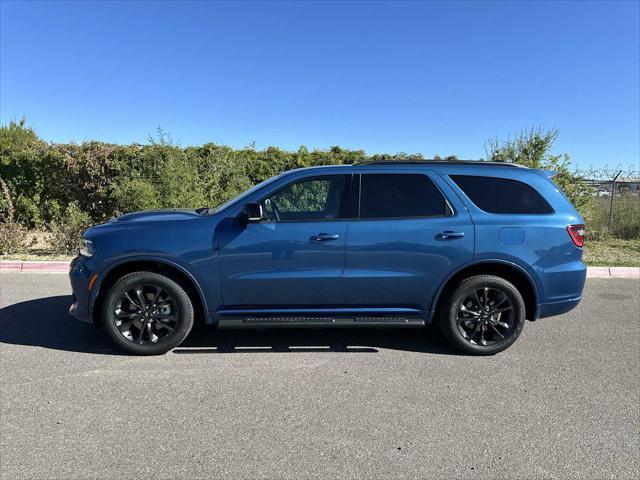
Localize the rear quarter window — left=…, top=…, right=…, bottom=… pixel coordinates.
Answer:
left=450, top=175, right=553, bottom=214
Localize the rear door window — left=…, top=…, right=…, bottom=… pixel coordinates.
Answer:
left=450, top=175, right=553, bottom=214
left=359, top=174, right=450, bottom=219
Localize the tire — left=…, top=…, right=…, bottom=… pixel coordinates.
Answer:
left=438, top=275, right=526, bottom=355
left=102, top=271, right=194, bottom=355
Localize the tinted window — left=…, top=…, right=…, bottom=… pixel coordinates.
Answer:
left=451, top=175, right=553, bottom=214
left=359, top=174, right=449, bottom=219
left=261, top=175, right=348, bottom=222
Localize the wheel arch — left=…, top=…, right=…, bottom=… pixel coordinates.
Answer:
left=91, top=257, right=208, bottom=327
left=431, top=260, right=540, bottom=322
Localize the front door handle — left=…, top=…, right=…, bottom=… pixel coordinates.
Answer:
left=438, top=231, right=465, bottom=240
left=310, top=233, right=340, bottom=242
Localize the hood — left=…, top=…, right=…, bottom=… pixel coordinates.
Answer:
left=112, top=208, right=202, bottom=223
left=82, top=208, right=214, bottom=243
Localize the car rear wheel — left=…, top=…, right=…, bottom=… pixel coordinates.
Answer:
left=102, top=271, right=194, bottom=355
left=439, top=275, right=526, bottom=355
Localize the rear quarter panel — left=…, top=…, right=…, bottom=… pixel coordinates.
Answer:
left=441, top=167, right=586, bottom=305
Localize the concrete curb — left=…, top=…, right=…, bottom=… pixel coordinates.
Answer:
left=587, top=266, right=640, bottom=278
left=1, top=260, right=639, bottom=278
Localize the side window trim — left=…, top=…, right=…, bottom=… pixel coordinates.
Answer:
left=354, top=172, right=454, bottom=221
left=255, top=173, right=352, bottom=224
left=348, top=173, right=361, bottom=220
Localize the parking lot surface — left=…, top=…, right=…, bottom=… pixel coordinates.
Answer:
left=1, top=273, right=638, bottom=479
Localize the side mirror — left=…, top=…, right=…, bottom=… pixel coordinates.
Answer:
left=239, top=203, right=263, bottom=224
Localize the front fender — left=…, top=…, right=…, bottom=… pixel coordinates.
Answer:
left=89, top=254, right=211, bottom=321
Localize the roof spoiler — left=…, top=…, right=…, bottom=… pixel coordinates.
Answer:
left=538, top=169, right=557, bottom=179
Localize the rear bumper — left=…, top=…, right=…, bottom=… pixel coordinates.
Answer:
left=537, top=295, right=582, bottom=319
left=535, top=259, right=586, bottom=319
left=69, top=256, right=98, bottom=324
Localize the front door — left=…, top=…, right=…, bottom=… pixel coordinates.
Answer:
left=217, top=174, right=351, bottom=308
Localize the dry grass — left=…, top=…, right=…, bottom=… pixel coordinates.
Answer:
left=0, top=253, right=75, bottom=261
left=0, top=230, right=74, bottom=261
left=583, top=238, right=640, bottom=267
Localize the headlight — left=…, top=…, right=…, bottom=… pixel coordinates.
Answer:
left=79, top=239, right=95, bottom=258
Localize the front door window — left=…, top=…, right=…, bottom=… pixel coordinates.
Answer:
left=260, top=175, right=349, bottom=222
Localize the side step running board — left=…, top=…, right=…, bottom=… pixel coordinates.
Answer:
left=217, top=316, right=426, bottom=329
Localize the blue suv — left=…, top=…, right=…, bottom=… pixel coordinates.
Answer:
left=69, top=161, right=587, bottom=355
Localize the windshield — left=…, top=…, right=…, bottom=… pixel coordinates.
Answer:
left=210, top=173, right=286, bottom=214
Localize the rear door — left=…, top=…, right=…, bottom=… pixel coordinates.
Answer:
left=342, top=170, right=474, bottom=312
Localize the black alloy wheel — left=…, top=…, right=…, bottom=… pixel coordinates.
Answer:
left=114, top=284, right=179, bottom=345
left=439, top=275, right=526, bottom=355
left=456, top=286, right=516, bottom=346
left=102, top=271, right=194, bottom=355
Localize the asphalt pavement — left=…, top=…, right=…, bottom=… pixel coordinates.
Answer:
left=0, top=273, right=638, bottom=480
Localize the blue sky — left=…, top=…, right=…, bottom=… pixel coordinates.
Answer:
left=1, top=1, right=638, bottom=168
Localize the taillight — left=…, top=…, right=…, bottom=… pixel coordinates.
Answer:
left=567, top=224, right=585, bottom=247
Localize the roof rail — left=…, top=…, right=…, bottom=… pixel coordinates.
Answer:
left=356, top=160, right=528, bottom=168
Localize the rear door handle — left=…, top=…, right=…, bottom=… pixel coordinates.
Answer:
left=438, top=231, right=465, bottom=239
left=310, top=233, right=340, bottom=242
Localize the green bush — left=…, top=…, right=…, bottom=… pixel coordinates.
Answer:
left=49, top=203, right=93, bottom=254
left=0, top=221, right=28, bottom=255
left=112, top=178, right=160, bottom=214
left=1, top=120, right=637, bottom=245
left=0, top=173, right=28, bottom=254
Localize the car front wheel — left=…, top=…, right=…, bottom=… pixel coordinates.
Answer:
left=439, top=275, right=526, bottom=355
left=102, top=271, right=194, bottom=355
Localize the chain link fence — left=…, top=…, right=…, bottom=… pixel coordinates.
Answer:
left=572, top=164, right=640, bottom=239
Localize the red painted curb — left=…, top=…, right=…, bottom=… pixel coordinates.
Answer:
left=0, top=260, right=70, bottom=273
left=21, top=261, right=70, bottom=273
left=0, top=261, right=22, bottom=272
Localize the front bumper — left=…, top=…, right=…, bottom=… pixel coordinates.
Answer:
left=69, top=255, right=98, bottom=324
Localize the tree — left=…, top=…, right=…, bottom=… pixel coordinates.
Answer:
left=485, top=128, right=591, bottom=212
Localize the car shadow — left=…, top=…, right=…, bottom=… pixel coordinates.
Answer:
left=0, top=295, right=459, bottom=356
left=0, top=295, right=120, bottom=355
